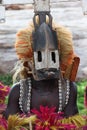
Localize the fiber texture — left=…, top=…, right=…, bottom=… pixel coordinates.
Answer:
left=15, top=20, right=79, bottom=81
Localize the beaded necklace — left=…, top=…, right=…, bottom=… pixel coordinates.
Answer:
left=19, top=78, right=70, bottom=113
left=58, top=79, right=70, bottom=112
left=19, top=77, right=32, bottom=113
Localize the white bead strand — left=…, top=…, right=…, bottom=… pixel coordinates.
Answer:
left=19, top=80, right=24, bottom=112
left=27, top=77, right=32, bottom=112
left=65, top=80, right=70, bottom=105
left=58, top=79, right=63, bottom=112
left=19, top=78, right=32, bottom=113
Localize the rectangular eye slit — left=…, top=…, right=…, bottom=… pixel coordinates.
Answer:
left=38, top=51, right=42, bottom=62
left=51, top=52, right=56, bottom=63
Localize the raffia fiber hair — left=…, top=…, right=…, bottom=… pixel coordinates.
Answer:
left=14, top=17, right=76, bottom=83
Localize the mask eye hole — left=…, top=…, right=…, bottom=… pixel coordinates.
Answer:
left=38, top=51, right=42, bottom=62
left=51, top=52, right=56, bottom=63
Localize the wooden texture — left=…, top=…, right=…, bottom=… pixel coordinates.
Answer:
left=70, top=56, right=80, bottom=81
left=34, top=0, right=50, bottom=12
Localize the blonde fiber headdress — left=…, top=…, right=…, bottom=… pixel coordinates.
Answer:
left=15, top=18, right=80, bottom=81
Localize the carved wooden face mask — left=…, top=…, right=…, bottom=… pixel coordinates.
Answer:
left=32, top=23, right=60, bottom=80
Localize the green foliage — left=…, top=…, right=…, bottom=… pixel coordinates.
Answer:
left=0, top=74, right=13, bottom=86
left=76, top=80, right=87, bottom=114
left=0, top=74, right=13, bottom=104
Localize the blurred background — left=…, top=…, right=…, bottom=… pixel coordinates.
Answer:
left=0, top=0, right=87, bottom=113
